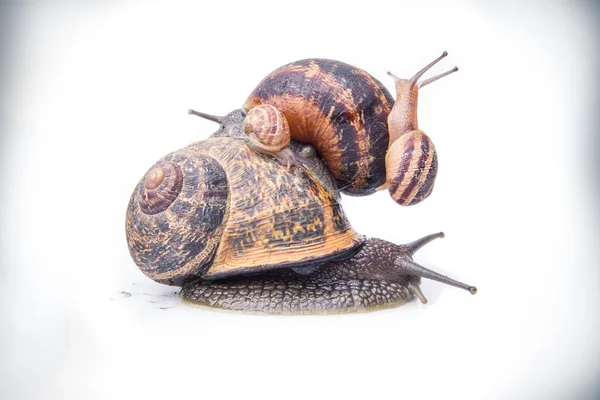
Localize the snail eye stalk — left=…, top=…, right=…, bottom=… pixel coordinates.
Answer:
left=188, top=109, right=224, bottom=124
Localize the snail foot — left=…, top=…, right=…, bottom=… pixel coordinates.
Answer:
left=273, top=148, right=309, bottom=170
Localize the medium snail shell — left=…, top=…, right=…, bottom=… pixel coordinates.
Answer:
left=243, top=58, right=394, bottom=196
left=139, top=162, right=183, bottom=214
left=126, top=137, right=363, bottom=286
left=385, top=130, right=438, bottom=206
left=244, top=54, right=457, bottom=206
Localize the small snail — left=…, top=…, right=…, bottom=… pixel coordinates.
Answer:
left=242, top=104, right=305, bottom=169
left=239, top=52, right=458, bottom=205
left=126, top=124, right=477, bottom=314
left=127, top=137, right=363, bottom=287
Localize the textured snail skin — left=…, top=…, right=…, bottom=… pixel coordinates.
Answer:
left=181, top=238, right=415, bottom=314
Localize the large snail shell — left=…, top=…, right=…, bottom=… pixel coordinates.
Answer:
left=187, top=137, right=364, bottom=280
left=126, top=137, right=364, bottom=285
left=126, top=150, right=229, bottom=285
left=243, top=59, right=394, bottom=196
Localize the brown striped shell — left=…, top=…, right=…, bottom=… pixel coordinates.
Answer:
left=243, top=104, right=290, bottom=152
left=126, top=136, right=364, bottom=285
left=385, top=130, right=438, bottom=206
left=243, top=59, right=394, bottom=196
left=139, top=162, right=183, bottom=214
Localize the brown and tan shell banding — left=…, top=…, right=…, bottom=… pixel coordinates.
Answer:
left=243, top=59, right=394, bottom=196
left=243, top=104, right=290, bottom=152
left=126, top=136, right=364, bottom=285
left=187, top=137, right=364, bottom=279
left=385, top=130, right=438, bottom=206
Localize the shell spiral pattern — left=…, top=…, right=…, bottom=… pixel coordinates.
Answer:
left=138, top=162, right=183, bottom=214
left=243, top=104, right=290, bottom=152
left=126, top=150, right=229, bottom=285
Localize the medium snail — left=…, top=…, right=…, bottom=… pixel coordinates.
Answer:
left=126, top=61, right=477, bottom=313
left=236, top=52, right=458, bottom=206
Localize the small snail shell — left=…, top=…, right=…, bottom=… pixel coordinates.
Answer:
left=385, top=130, right=438, bottom=206
left=182, top=234, right=478, bottom=314
left=242, top=104, right=304, bottom=169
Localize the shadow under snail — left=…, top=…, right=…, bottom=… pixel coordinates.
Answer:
left=126, top=54, right=476, bottom=314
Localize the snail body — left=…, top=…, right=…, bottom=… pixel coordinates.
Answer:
left=182, top=235, right=476, bottom=314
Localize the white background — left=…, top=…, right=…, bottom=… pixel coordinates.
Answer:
left=1, top=1, right=599, bottom=399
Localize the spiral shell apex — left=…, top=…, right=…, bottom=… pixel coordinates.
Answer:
left=139, top=162, right=183, bottom=215
left=126, top=150, right=229, bottom=285
left=243, top=104, right=290, bottom=152
left=385, top=130, right=438, bottom=206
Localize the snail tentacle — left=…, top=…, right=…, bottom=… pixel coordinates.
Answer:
left=181, top=235, right=477, bottom=314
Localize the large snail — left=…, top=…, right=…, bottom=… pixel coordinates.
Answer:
left=126, top=55, right=476, bottom=314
